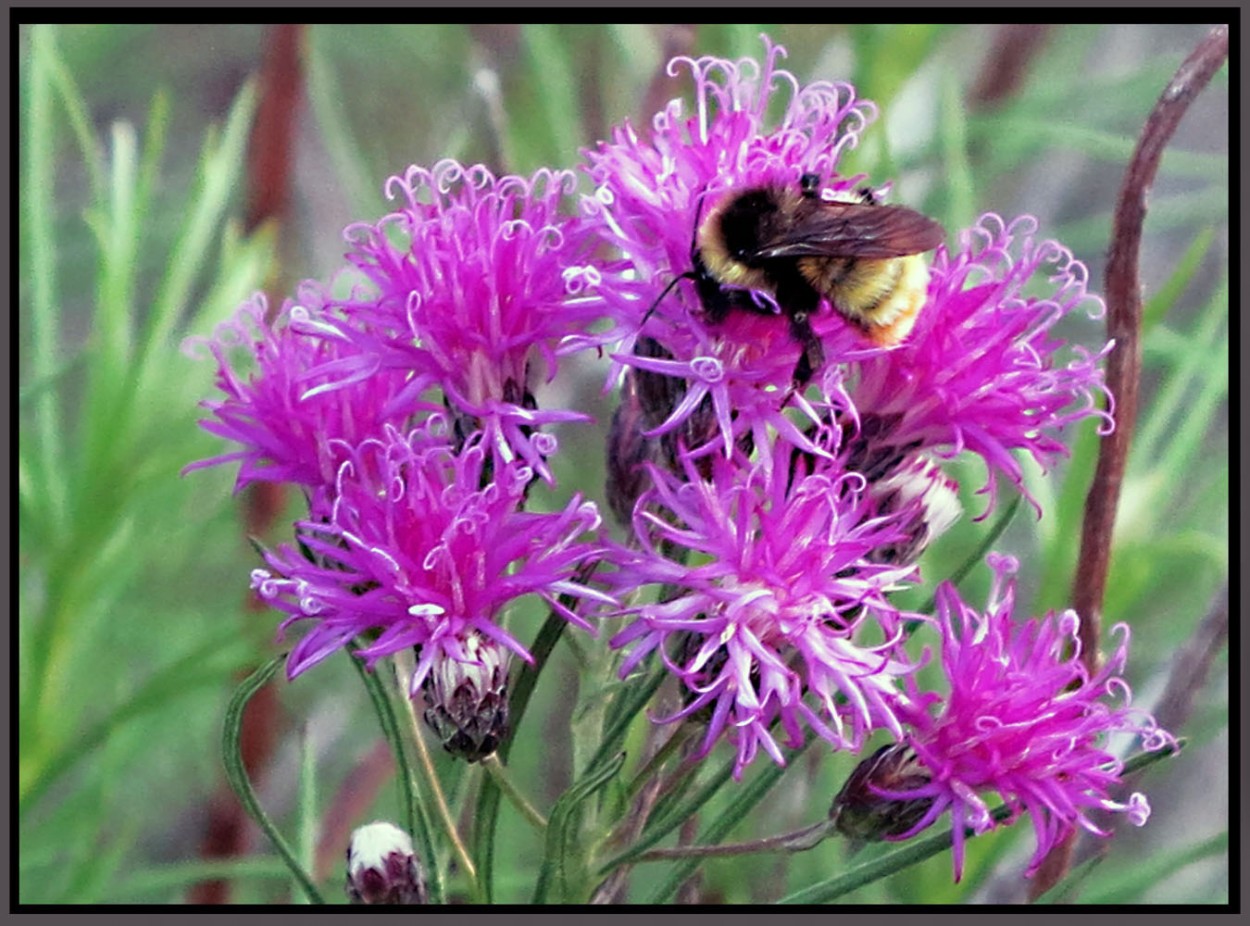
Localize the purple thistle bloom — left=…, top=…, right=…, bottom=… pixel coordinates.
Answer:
left=184, top=294, right=424, bottom=515
left=873, top=554, right=1173, bottom=882
left=842, top=214, right=1114, bottom=516
left=585, top=37, right=1111, bottom=509
left=298, top=160, right=607, bottom=482
left=582, top=37, right=878, bottom=455
left=604, top=438, right=926, bottom=778
left=250, top=424, right=611, bottom=692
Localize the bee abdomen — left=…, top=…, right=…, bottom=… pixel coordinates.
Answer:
left=803, top=254, right=930, bottom=347
left=799, top=255, right=856, bottom=290
left=835, top=258, right=904, bottom=318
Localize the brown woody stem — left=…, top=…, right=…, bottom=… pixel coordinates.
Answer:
left=1032, top=24, right=1228, bottom=900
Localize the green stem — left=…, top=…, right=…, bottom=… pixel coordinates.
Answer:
left=636, top=819, right=834, bottom=862
left=623, top=723, right=696, bottom=802
left=645, top=729, right=819, bottom=903
left=473, top=564, right=594, bottom=901
left=222, top=656, right=325, bottom=904
left=910, top=495, right=1021, bottom=631
left=481, top=754, right=548, bottom=831
left=348, top=645, right=443, bottom=904
left=393, top=652, right=479, bottom=896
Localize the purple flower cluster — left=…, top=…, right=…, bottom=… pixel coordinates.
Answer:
left=251, top=426, right=605, bottom=687
left=580, top=36, right=1168, bottom=876
left=189, top=163, right=611, bottom=743
left=190, top=34, right=1171, bottom=880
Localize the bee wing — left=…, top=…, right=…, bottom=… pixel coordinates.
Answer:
left=750, top=203, right=945, bottom=260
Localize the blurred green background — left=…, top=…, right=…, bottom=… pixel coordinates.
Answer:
left=18, top=23, right=1227, bottom=904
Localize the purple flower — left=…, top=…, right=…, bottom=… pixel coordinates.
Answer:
left=250, top=424, right=611, bottom=692
left=582, top=37, right=879, bottom=455
left=183, top=294, right=423, bottom=515
left=604, top=438, right=926, bottom=778
left=842, top=214, right=1113, bottom=516
left=874, top=554, right=1173, bottom=881
left=584, top=37, right=1111, bottom=514
left=300, top=160, right=607, bottom=481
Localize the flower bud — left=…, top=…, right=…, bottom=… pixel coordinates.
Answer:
left=830, top=743, right=935, bottom=841
left=422, top=632, right=510, bottom=762
left=867, top=457, right=961, bottom=566
left=345, top=821, right=427, bottom=905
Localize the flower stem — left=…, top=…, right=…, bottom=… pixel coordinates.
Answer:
left=394, top=654, right=479, bottom=894
left=624, top=723, right=696, bottom=802
left=635, top=819, right=835, bottom=862
left=473, top=562, right=598, bottom=902
left=480, top=754, right=548, bottom=831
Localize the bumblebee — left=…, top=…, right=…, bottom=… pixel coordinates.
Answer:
left=676, top=174, right=945, bottom=386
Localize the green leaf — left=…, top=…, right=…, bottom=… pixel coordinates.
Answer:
left=912, top=495, right=1023, bottom=624
left=20, top=624, right=251, bottom=817
left=474, top=602, right=577, bottom=902
left=1142, top=227, right=1217, bottom=332
left=599, top=755, right=732, bottom=878
left=138, top=79, right=258, bottom=395
left=294, top=725, right=318, bottom=903
left=938, top=66, right=975, bottom=232
left=304, top=30, right=375, bottom=213
left=520, top=25, right=582, bottom=164
left=851, top=24, right=945, bottom=109
left=22, top=25, right=68, bottom=535
left=1079, top=830, right=1227, bottom=904
left=973, top=117, right=1228, bottom=181
left=103, top=858, right=292, bottom=902
left=222, top=655, right=326, bottom=905
left=586, top=662, right=667, bottom=778
left=1127, top=275, right=1228, bottom=528
left=532, top=751, right=626, bottom=903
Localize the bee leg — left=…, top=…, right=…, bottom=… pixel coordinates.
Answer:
left=787, top=311, right=825, bottom=388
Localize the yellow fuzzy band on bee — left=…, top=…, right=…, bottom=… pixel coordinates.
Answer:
left=805, top=254, right=928, bottom=330
left=864, top=258, right=929, bottom=345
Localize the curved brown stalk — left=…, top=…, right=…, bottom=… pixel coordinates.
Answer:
left=1029, top=24, right=1228, bottom=901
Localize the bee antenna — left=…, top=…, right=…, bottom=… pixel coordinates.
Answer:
left=639, top=271, right=692, bottom=328
left=639, top=186, right=712, bottom=331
